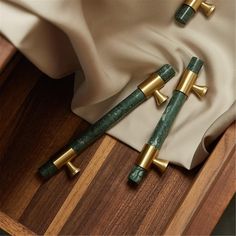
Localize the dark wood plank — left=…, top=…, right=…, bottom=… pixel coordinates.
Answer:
left=0, top=57, right=82, bottom=219
left=0, top=58, right=39, bottom=153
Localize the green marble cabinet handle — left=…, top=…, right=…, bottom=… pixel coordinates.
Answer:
left=39, top=64, right=175, bottom=180
left=128, top=57, right=208, bottom=185
left=175, top=0, right=215, bottom=25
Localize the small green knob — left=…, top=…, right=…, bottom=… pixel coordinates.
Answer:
left=187, top=57, right=204, bottom=74
left=38, top=160, right=58, bottom=180
left=128, top=165, right=147, bottom=185
left=156, top=64, right=176, bottom=83
left=175, top=4, right=195, bottom=25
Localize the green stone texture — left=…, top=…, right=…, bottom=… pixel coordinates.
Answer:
left=71, top=89, right=146, bottom=152
left=128, top=165, right=147, bottom=185
left=187, top=57, right=204, bottom=74
left=156, top=64, right=176, bottom=83
left=148, top=91, right=187, bottom=149
left=71, top=64, right=175, bottom=153
left=175, top=4, right=195, bottom=25
left=38, top=160, right=58, bottom=180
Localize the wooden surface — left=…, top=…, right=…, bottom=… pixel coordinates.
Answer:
left=0, top=37, right=235, bottom=235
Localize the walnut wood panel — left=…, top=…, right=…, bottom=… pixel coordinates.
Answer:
left=0, top=55, right=234, bottom=235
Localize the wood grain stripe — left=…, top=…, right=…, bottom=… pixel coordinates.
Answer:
left=164, top=123, right=236, bottom=235
left=45, top=136, right=117, bottom=235
left=0, top=211, right=35, bottom=236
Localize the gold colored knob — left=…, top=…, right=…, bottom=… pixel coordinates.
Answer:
left=192, top=84, right=208, bottom=98
left=153, top=90, right=169, bottom=106
left=200, top=2, right=215, bottom=16
left=152, top=158, right=169, bottom=173
left=66, top=161, right=80, bottom=176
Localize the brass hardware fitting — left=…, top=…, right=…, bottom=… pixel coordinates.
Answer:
left=185, top=0, right=215, bottom=16
left=176, top=69, right=208, bottom=98
left=66, top=161, right=80, bottom=176
left=138, top=74, right=168, bottom=105
left=53, top=148, right=80, bottom=176
left=136, top=144, right=169, bottom=172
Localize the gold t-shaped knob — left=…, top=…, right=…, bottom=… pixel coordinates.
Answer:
left=66, top=161, right=80, bottom=177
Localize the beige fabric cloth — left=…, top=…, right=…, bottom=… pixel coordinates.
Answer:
left=0, top=0, right=235, bottom=169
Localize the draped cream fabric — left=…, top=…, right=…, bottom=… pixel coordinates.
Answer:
left=0, top=0, right=235, bottom=169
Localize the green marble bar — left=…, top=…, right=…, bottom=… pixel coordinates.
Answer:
left=148, top=91, right=187, bottom=149
left=156, top=64, right=175, bottom=83
left=129, top=57, right=204, bottom=185
left=71, top=89, right=146, bottom=151
left=148, top=57, right=203, bottom=149
left=175, top=4, right=196, bottom=25
left=39, top=159, right=59, bottom=180
left=187, top=57, right=204, bottom=74
left=128, top=91, right=187, bottom=184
